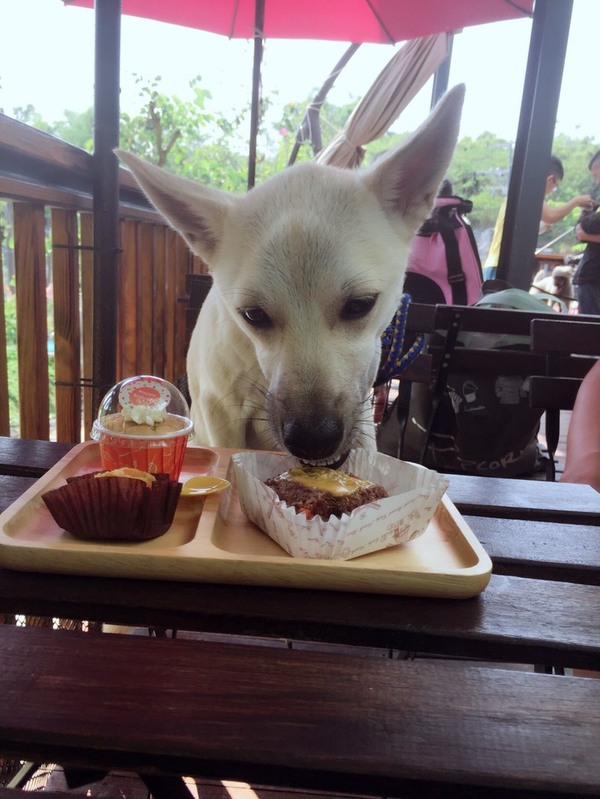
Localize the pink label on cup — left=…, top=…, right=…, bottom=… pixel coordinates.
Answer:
left=119, top=378, right=171, bottom=410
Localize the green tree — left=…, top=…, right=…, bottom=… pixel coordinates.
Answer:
left=117, top=75, right=253, bottom=192
left=120, top=75, right=243, bottom=172
left=4, top=79, right=599, bottom=254
left=10, top=104, right=54, bottom=133
left=53, top=108, right=94, bottom=151
left=445, top=132, right=513, bottom=231
left=261, top=95, right=357, bottom=178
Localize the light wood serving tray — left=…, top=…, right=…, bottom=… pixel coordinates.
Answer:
left=0, top=442, right=492, bottom=598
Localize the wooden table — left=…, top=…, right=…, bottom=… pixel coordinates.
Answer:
left=0, top=437, right=599, bottom=798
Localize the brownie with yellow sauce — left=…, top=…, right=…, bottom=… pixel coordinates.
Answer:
left=265, top=466, right=387, bottom=519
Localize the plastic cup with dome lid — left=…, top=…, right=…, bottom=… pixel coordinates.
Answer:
left=91, top=375, right=194, bottom=480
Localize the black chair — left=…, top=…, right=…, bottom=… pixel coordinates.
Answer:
left=529, top=316, right=600, bottom=480
left=380, top=302, right=599, bottom=480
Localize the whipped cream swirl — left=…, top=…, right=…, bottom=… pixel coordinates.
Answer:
left=123, top=403, right=168, bottom=427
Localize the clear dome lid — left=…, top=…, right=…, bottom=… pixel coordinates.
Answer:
left=91, top=375, right=191, bottom=439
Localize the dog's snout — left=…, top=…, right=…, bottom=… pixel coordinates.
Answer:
left=282, top=416, right=344, bottom=461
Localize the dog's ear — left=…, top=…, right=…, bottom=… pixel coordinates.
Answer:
left=115, top=149, right=231, bottom=261
left=364, top=84, right=465, bottom=231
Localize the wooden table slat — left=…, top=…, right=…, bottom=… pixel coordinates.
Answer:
left=0, top=791, right=77, bottom=799
left=0, top=437, right=72, bottom=477
left=0, top=568, right=598, bottom=669
left=1, top=438, right=599, bottom=520
left=447, top=473, right=600, bottom=524
left=1, top=625, right=599, bottom=799
left=471, top=515, right=600, bottom=585
left=0, top=475, right=37, bottom=512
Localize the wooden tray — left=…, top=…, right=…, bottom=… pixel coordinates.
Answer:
left=0, top=442, right=492, bottom=598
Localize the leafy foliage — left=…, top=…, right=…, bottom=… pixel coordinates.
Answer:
left=53, top=108, right=94, bottom=151
left=1, top=75, right=599, bottom=434
left=120, top=75, right=237, bottom=169
left=2, top=74, right=600, bottom=246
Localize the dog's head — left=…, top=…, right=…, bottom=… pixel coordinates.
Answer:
left=117, top=85, right=464, bottom=466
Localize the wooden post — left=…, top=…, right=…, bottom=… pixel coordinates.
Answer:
left=92, top=0, right=122, bottom=412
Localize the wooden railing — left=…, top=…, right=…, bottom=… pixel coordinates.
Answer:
left=0, top=114, right=207, bottom=443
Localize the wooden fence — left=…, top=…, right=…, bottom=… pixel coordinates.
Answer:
left=0, top=114, right=207, bottom=443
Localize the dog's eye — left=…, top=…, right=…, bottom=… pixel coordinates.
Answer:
left=240, top=307, right=273, bottom=329
left=341, top=295, right=377, bottom=320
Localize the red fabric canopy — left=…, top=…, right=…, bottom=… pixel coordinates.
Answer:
left=64, top=0, right=534, bottom=43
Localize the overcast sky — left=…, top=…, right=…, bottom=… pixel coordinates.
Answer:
left=0, top=0, right=597, bottom=144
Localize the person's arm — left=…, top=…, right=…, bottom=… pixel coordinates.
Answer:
left=575, top=223, right=600, bottom=244
left=541, top=195, right=594, bottom=225
left=561, top=360, right=600, bottom=492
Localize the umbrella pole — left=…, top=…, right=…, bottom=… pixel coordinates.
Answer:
left=430, top=33, right=453, bottom=107
left=248, top=0, right=265, bottom=190
left=288, top=43, right=361, bottom=166
left=92, top=0, right=121, bottom=413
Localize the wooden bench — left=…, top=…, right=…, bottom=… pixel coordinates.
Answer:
left=1, top=624, right=599, bottom=799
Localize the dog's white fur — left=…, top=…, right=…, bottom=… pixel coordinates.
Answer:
left=116, top=84, right=464, bottom=466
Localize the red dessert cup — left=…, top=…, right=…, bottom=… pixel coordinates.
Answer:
left=91, top=376, right=194, bottom=481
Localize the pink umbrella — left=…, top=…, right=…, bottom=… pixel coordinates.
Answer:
left=65, top=0, right=533, bottom=43
left=64, top=0, right=534, bottom=186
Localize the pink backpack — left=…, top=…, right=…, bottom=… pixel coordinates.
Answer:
left=405, top=195, right=482, bottom=306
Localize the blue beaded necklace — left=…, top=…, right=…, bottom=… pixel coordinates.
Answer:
left=377, top=294, right=424, bottom=384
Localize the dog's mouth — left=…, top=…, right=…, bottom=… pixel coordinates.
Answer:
left=299, top=451, right=350, bottom=470
left=277, top=415, right=353, bottom=471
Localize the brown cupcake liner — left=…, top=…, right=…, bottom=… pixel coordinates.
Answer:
left=42, top=471, right=182, bottom=541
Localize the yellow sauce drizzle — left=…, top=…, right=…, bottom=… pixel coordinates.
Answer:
left=95, top=467, right=155, bottom=486
left=284, top=467, right=371, bottom=497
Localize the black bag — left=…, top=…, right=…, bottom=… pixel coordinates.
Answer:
left=378, top=290, right=556, bottom=478
left=404, top=356, right=543, bottom=477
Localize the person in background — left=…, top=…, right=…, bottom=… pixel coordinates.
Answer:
left=483, top=155, right=594, bottom=281
left=561, top=359, right=600, bottom=492
left=573, top=149, right=600, bottom=315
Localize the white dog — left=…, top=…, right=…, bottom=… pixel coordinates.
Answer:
left=117, top=85, right=464, bottom=468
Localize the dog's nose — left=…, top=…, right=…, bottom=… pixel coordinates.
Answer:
left=281, top=417, right=344, bottom=461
